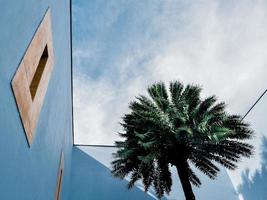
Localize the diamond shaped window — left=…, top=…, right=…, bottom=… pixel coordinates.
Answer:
left=11, top=9, right=55, bottom=146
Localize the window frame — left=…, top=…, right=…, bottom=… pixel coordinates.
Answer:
left=11, top=8, right=55, bottom=146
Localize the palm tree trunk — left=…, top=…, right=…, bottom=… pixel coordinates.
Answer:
left=176, top=162, right=195, bottom=200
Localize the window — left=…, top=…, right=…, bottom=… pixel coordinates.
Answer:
left=30, top=45, right=49, bottom=100
left=11, top=9, right=54, bottom=146
left=55, top=152, right=64, bottom=200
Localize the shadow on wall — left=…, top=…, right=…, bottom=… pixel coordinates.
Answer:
left=239, top=137, right=267, bottom=200
left=69, top=147, right=161, bottom=200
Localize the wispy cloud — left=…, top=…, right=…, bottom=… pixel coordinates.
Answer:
left=238, top=193, right=244, bottom=200
left=73, top=0, right=267, bottom=191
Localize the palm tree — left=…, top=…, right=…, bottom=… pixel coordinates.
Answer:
left=111, top=81, right=253, bottom=200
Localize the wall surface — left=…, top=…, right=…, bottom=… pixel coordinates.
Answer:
left=70, top=146, right=238, bottom=200
left=70, top=146, right=159, bottom=200
left=0, top=1, right=73, bottom=199
left=168, top=165, right=238, bottom=200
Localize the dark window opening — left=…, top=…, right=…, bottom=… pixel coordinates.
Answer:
left=29, top=45, right=49, bottom=100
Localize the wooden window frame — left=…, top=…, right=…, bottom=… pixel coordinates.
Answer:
left=11, top=9, right=55, bottom=146
left=55, top=152, right=64, bottom=200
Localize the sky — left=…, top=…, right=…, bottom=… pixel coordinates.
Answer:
left=72, top=0, right=267, bottom=199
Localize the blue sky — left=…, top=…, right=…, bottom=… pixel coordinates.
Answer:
left=72, top=0, right=267, bottom=199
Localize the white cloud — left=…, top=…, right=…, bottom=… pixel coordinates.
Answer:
left=73, top=0, right=267, bottom=192
left=238, top=193, right=245, bottom=200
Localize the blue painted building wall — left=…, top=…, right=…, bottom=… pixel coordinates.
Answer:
left=69, top=147, right=158, bottom=200
left=0, top=1, right=73, bottom=199
left=69, top=146, right=238, bottom=200
left=168, top=165, right=238, bottom=200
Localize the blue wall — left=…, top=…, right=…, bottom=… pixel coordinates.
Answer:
left=70, top=147, right=157, bottom=200
left=167, top=165, right=238, bottom=200
left=0, top=1, right=73, bottom=199
left=70, top=146, right=237, bottom=200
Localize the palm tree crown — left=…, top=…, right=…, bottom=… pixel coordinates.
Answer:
left=111, top=81, right=253, bottom=200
